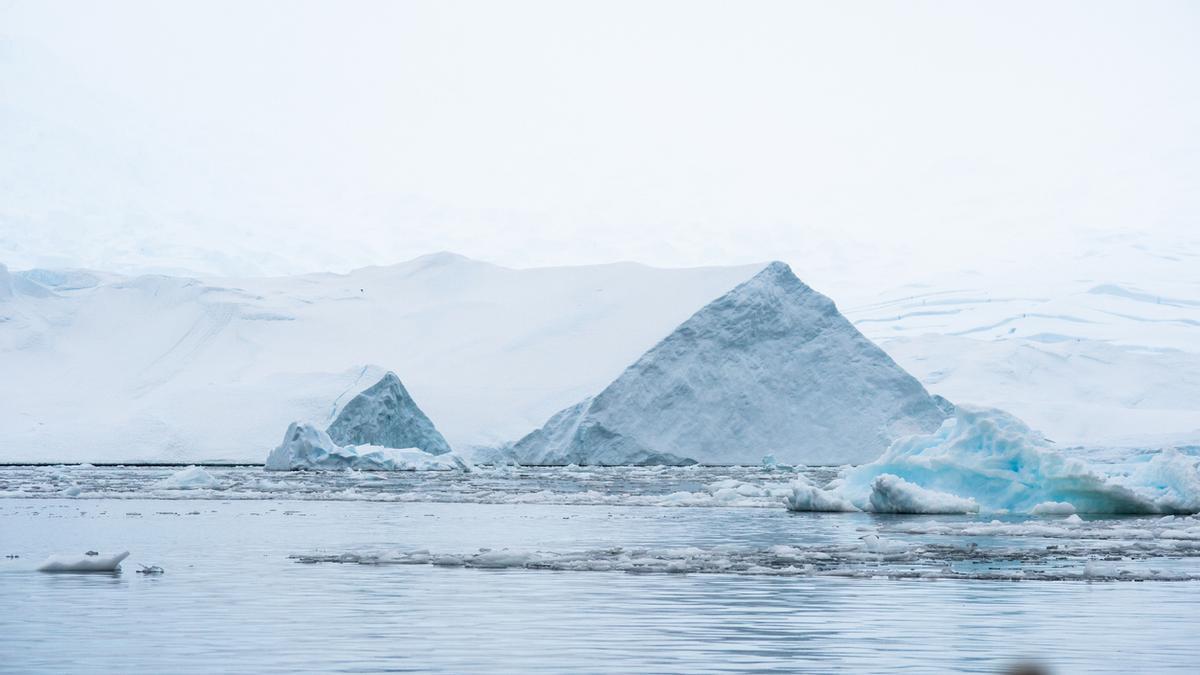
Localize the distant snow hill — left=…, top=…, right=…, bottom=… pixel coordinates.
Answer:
left=0, top=254, right=765, bottom=462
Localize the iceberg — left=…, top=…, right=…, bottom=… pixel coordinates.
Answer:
left=508, top=262, right=948, bottom=466
left=326, top=372, right=453, bottom=456
left=786, top=406, right=1200, bottom=515
left=38, top=551, right=130, bottom=573
left=155, top=466, right=221, bottom=489
left=265, top=422, right=471, bottom=472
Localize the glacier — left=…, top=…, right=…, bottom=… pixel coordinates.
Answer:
left=505, top=262, right=948, bottom=466
left=0, top=254, right=764, bottom=463
left=326, top=372, right=452, bottom=455
left=786, top=407, right=1200, bottom=515
left=265, top=423, right=471, bottom=472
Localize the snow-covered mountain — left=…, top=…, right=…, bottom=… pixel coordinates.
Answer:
left=0, top=253, right=763, bottom=462
left=505, top=263, right=949, bottom=465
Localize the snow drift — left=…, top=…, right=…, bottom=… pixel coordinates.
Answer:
left=504, top=262, right=949, bottom=465
left=326, top=372, right=452, bottom=455
left=265, top=423, right=471, bottom=472
left=786, top=407, right=1200, bottom=515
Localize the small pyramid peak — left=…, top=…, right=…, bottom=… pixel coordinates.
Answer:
left=729, top=260, right=817, bottom=300
left=327, top=370, right=452, bottom=455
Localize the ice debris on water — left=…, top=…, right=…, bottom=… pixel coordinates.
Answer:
left=155, top=466, right=222, bottom=490
left=137, top=564, right=164, bottom=574
left=786, top=406, right=1200, bottom=515
left=291, top=532, right=1200, bottom=582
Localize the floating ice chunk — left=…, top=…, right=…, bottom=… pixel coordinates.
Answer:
left=266, top=422, right=472, bottom=472
left=155, top=466, right=221, bottom=489
left=867, top=474, right=980, bottom=514
left=785, top=479, right=859, bottom=512
left=38, top=551, right=129, bottom=573
left=859, top=534, right=909, bottom=554
left=786, top=407, right=1200, bottom=515
left=1031, top=501, right=1077, bottom=516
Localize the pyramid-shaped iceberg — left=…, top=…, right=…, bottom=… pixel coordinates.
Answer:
left=326, top=372, right=453, bottom=456
left=508, top=262, right=949, bottom=465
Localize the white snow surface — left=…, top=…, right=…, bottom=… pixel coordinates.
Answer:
left=786, top=407, right=1200, bottom=515
left=844, top=240, right=1200, bottom=448
left=37, top=551, right=129, bottom=573
left=265, top=423, right=471, bottom=472
left=0, top=253, right=763, bottom=462
left=505, top=262, right=947, bottom=465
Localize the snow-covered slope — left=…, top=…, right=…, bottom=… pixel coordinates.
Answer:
left=326, top=372, right=451, bottom=455
left=843, top=240, right=1200, bottom=448
left=505, top=263, right=949, bottom=465
left=0, top=253, right=763, bottom=462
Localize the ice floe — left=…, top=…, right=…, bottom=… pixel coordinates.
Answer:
left=38, top=550, right=129, bottom=573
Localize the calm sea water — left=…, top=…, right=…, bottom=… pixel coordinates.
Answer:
left=2, top=467, right=1199, bottom=673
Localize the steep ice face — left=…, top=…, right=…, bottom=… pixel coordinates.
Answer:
left=326, top=372, right=453, bottom=456
left=266, top=422, right=470, bottom=471
left=786, top=406, right=1200, bottom=515
left=510, top=262, right=949, bottom=465
left=0, top=263, right=11, bottom=300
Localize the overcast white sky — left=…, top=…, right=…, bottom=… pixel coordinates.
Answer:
left=1, top=0, right=1197, bottom=287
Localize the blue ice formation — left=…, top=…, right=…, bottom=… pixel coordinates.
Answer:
left=787, top=406, right=1200, bottom=515
left=326, top=372, right=453, bottom=455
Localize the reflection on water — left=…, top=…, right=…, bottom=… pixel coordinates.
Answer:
left=2, top=482, right=1199, bottom=672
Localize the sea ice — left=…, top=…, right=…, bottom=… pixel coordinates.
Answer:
left=786, top=406, right=1200, bottom=515
left=38, top=551, right=130, bottom=573
left=265, top=423, right=472, bottom=472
